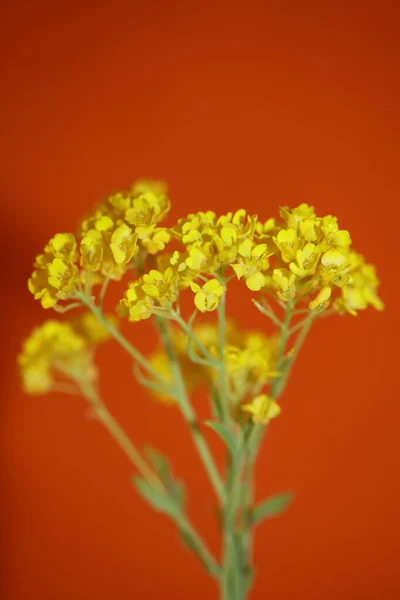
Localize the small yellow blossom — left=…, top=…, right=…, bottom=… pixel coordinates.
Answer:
left=109, top=223, right=138, bottom=265
left=309, top=286, right=332, bottom=311
left=333, top=252, right=384, bottom=316
left=273, top=228, right=301, bottom=263
left=18, top=320, right=98, bottom=395
left=45, top=233, right=78, bottom=262
left=141, top=228, right=171, bottom=255
left=190, top=279, right=225, bottom=312
left=272, top=268, right=296, bottom=301
left=142, top=268, right=177, bottom=305
left=80, top=230, right=104, bottom=271
left=242, top=395, right=281, bottom=425
left=320, top=249, right=351, bottom=287
left=231, top=241, right=271, bottom=291
left=289, top=243, right=320, bottom=278
left=118, top=281, right=154, bottom=321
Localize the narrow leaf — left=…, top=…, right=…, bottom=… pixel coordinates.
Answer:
left=133, top=476, right=179, bottom=518
left=252, top=491, right=295, bottom=525
left=145, top=447, right=186, bottom=509
left=204, top=420, right=238, bottom=455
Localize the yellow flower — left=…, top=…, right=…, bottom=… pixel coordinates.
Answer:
left=273, top=228, right=301, bottom=263
left=80, top=230, right=104, bottom=271
left=272, top=268, right=296, bottom=301
left=45, top=233, right=78, bottom=262
left=320, top=249, right=351, bottom=287
left=47, top=258, right=79, bottom=295
left=242, top=395, right=281, bottom=425
left=118, top=281, right=154, bottom=322
left=177, top=211, right=217, bottom=245
left=109, top=223, right=138, bottom=265
left=333, top=252, right=384, bottom=316
left=141, top=228, right=171, bottom=255
left=142, top=268, right=177, bottom=305
left=308, top=286, right=332, bottom=311
left=231, top=241, right=271, bottom=291
left=18, top=320, right=96, bottom=395
left=280, top=203, right=316, bottom=231
left=289, top=243, right=321, bottom=278
left=190, top=279, right=225, bottom=312
left=320, top=215, right=351, bottom=248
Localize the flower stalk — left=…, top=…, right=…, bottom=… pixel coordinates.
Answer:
left=19, top=181, right=384, bottom=599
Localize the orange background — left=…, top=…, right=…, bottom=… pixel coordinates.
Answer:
left=1, top=1, right=399, bottom=598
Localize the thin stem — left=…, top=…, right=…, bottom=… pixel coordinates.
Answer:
left=78, top=379, right=163, bottom=491
left=77, top=293, right=170, bottom=387
left=178, top=516, right=221, bottom=579
left=53, top=302, right=82, bottom=314
left=172, top=311, right=217, bottom=366
left=218, top=291, right=231, bottom=425
left=79, top=379, right=220, bottom=579
left=252, top=299, right=283, bottom=329
left=155, top=317, right=226, bottom=504
left=99, top=276, right=111, bottom=309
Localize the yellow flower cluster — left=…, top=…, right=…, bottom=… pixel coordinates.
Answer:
left=147, top=321, right=278, bottom=406
left=28, top=233, right=80, bottom=309
left=28, top=180, right=171, bottom=308
left=118, top=201, right=383, bottom=321
left=265, top=204, right=383, bottom=314
left=80, top=179, right=171, bottom=280
left=18, top=313, right=112, bottom=395
left=27, top=179, right=383, bottom=319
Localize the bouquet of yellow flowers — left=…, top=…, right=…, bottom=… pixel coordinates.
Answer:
left=19, top=180, right=383, bottom=599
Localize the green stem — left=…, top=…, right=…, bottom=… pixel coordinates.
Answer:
left=79, top=379, right=220, bottom=578
left=248, top=303, right=314, bottom=466
left=218, top=291, right=231, bottom=425
left=172, top=311, right=217, bottom=366
left=178, top=516, right=221, bottom=579
left=77, top=293, right=169, bottom=387
left=78, top=379, right=163, bottom=491
left=155, top=317, right=226, bottom=504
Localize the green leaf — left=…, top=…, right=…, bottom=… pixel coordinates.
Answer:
left=252, top=492, right=295, bottom=525
left=204, top=420, right=238, bottom=455
left=145, top=447, right=186, bottom=509
left=133, top=476, right=179, bottom=518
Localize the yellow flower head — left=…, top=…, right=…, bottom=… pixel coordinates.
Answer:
left=190, top=279, right=225, bottom=312
left=142, top=268, right=177, bottom=304
left=242, top=394, right=281, bottom=425
left=80, top=221, right=138, bottom=281
left=333, top=252, right=384, bottom=316
left=28, top=233, right=80, bottom=309
left=79, top=180, right=170, bottom=267
left=18, top=320, right=97, bottom=395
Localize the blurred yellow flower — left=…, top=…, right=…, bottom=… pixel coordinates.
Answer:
left=242, top=395, right=281, bottom=425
